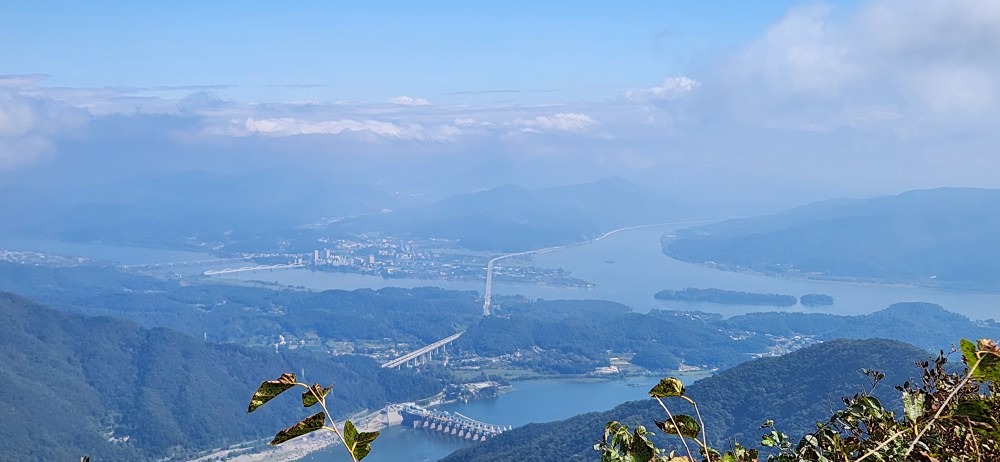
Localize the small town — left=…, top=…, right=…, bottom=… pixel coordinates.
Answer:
left=247, top=235, right=595, bottom=288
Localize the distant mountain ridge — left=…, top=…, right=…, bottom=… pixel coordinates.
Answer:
left=664, top=187, right=1000, bottom=288
left=330, top=177, right=688, bottom=251
left=440, top=339, right=933, bottom=462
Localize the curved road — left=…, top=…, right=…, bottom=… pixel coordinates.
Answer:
left=481, top=221, right=711, bottom=315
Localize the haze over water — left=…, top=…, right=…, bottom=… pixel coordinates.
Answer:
left=218, top=225, right=1000, bottom=321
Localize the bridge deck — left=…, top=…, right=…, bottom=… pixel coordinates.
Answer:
left=381, top=332, right=463, bottom=368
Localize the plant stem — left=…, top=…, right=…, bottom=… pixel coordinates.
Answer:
left=853, top=428, right=910, bottom=462
left=683, top=396, right=712, bottom=462
left=901, top=354, right=984, bottom=459
left=655, top=396, right=696, bottom=461
left=299, top=383, right=358, bottom=462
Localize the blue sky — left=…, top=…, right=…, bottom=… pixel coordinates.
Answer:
left=3, top=1, right=815, bottom=102
left=2, top=0, right=999, bottom=205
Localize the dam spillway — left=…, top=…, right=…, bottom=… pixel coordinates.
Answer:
left=399, top=404, right=509, bottom=441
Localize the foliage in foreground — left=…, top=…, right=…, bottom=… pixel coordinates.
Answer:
left=597, top=338, right=1000, bottom=461
left=247, top=372, right=379, bottom=461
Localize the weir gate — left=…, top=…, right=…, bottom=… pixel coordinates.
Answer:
left=400, top=404, right=510, bottom=441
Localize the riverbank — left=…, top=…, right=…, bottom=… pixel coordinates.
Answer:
left=187, top=407, right=388, bottom=462
left=186, top=370, right=713, bottom=462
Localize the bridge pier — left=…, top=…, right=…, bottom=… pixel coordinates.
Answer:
left=382, top=332, right=464, bottom=369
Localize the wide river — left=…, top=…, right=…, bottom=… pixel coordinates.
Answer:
left=215, top=224, right=1000, bottom=319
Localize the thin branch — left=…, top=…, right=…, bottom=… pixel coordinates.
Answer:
left=654, top=396, right=696, bottom=461
left=902, top=354, right=984, bottom=459
left=853, top=427, right=911, bottom=462
left=682, top=396, right=713, bottom=462
left=298, top=383, right=358, bottom=462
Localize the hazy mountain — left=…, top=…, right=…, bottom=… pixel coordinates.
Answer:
left=331, top=177, right=689, bottom=251
left=664, top=188, right=1000, bottom=288
left=0, top=292, right=443, bottom=461
left=440, top=339, right=932, bottom=462
left=0, top=169, right=412, bottom=250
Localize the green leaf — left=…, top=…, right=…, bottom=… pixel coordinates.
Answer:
left=302, top=383, right=333, bottom=408
left=343, top=419, right=379, bottom=460
left=648, top=377, right=685, bottom=398
left=960, top=338, right=1000, bottom=382
left=960, top=338, right=979, bottom=368
left=654, top=414, right=700, bottom=439
left=269, top=412, right=326, bottom=445
left=248, top=372, right=297, bottom=413
left=902, top=391, right=926, bottom=423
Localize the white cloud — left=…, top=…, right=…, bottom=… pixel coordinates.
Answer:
left=718, top=0, right=1000, bottom=133
left=0, top=91, right=87, bottom=169
left=510, top=112, right=597, bottom=133
left=0, top=74, right=48, bottom=89
left=734, top=5, right=860, bottom=97
left=624, top=76, right=700, bottom=101
left=389, top=95, right=431, bottom=106
left=228, top=117, right=460, bottom=141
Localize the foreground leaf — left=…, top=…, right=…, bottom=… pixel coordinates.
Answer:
left=655, top=414, right=701, bottom=439
left=270, top=412, right=326, bottom=445
left=960, top=338, right=1000, bottom=382
left=248, top=372, right=297, bottom=413
left=649, top=377, right=685, bottom=398
left=902, top=391, right=926, bottom=423
left=302, top=383, right=333, bottom=408
left=343, top=419, right=380, bottom=460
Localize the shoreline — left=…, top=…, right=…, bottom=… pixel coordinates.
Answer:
left=185, top=370, right=713, bottom=462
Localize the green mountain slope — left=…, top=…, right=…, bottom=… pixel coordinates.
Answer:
left=440, top=339, right=931, bottom=462
left=458, top=299, right=1000, bottom=374
left=0, top=292, right=442, bottom=461
left=664, top=188, right=1000, bottom=288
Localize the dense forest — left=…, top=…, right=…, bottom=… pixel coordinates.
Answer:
left=0, top=262, right=482, bottom=347
left=3, top=261, right=997, bottom=380
left=0, top=292, right=443, bottom=461
left=654, top=287, right=798, bottom=306
left=440, top=339, right=932, bottom=461
left=458, top=299, right=1000, bottom=373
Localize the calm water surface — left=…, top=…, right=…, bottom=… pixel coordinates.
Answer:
left=302, top=372, right=712, bottom=462
left=218, top=225, right=1000, bottom=320
left=0, top=236, right=214, bottom=265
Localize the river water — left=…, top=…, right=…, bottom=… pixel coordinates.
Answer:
left=0, top=235, right=215, bottom=265
left=215, top=225, right=1000, bottom=320
left=301, top=372, right=712, bottom=462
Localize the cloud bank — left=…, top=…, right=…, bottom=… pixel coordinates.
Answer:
left=4, top=1, right=1000, bottom=199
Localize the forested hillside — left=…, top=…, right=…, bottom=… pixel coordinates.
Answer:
left=440, top=339, right=931, bottom=462
left=458, top=299, right=1000, bottom=373
left=0, top=292, right=443, bottom=461
left=0, top=262, right=482, bottom=346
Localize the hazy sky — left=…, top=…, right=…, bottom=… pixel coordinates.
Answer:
left=2, top=0, right=999, bottom=204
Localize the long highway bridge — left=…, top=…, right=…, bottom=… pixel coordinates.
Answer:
left=381, top=332, right=463, bottom=368
left=202, top=262, right=306, bottom=276
left=122, top=257, right=250, bottom=271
